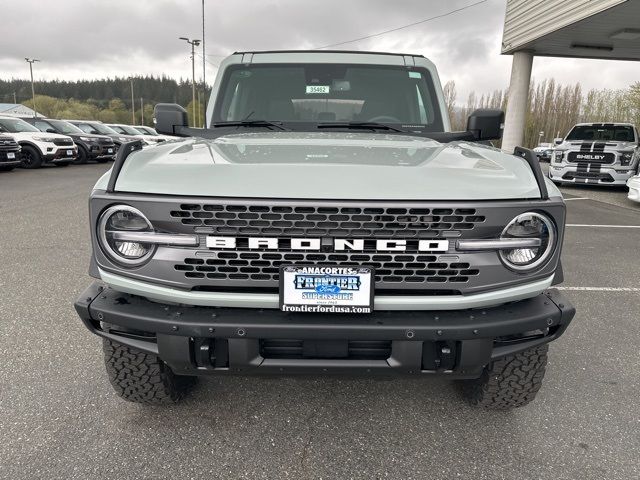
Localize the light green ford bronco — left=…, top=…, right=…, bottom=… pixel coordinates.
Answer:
left=75, top=50, right=575, bottom=409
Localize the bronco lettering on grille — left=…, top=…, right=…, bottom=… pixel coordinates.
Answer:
left=205, top=236, right=450, bottom=253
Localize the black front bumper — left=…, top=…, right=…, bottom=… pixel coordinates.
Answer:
left=43, top=148, right=77, bottom=162
left=88, top=144, right=117, bottom=159
left=75, top=283, right=575, bottom=378
left=0, top=150, right=21, bottom=166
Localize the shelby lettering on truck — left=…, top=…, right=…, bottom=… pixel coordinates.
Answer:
left=75, top=50, right=575, bottom=410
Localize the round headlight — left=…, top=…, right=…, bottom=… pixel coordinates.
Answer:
left=98, top=205, right=155, bottom=266
left=499, top=212, right=556, bottom=271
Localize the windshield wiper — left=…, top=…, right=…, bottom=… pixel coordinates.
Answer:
left=211, top=120, right=289, bottom=131
left=316, top=122, right=408, bottom=133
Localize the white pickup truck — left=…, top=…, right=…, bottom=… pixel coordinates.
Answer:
left=550, top=122, right=639, bottom=186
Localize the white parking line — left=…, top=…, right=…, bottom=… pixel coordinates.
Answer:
left=556, top=286, right=640, bottom=292
left=563, top=197, right=587, bottom=201
left=566, top=224, right=640, bottom=229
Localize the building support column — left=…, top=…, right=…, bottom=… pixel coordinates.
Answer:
left=501, top=50, right=533, bottom=153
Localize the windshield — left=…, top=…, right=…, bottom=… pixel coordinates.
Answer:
left=111, top=125, right=141, bottom=135
left=213, top=64, right=443, bottom=131
left=48, top=120, right=83, bottom=135
left=76, top=122, right=117, bottom=135
left=138, top=126, right=158, bottom=135
left=566, top=125, right=636, bottom=142
left=0, top=117, right=40, bottom=133
left=134, top=126, right=154, bottom=135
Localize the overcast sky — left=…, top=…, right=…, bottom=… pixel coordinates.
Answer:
left=1, top=0, right=638, bottom=103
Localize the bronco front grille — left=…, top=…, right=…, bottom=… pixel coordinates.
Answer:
left=92, top=195, right=564, bottom=296
left=170, top=204, right=485, bottom=238
left=175, top=251, right=479, bottom=285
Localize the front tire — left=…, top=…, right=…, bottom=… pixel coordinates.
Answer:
left=19, top=145, right=43, bottom=169
left=74, top=145, right=88, bottom=164
left=102, top=338, right=197, bottom=405
left=461, top=344, right=549, bottom=409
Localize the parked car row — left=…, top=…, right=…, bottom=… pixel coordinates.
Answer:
left=0, top=115, right=172, bottom=171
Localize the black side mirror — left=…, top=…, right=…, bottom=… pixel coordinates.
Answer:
left=554, top=137, right=564, bottom=145
left=467, top=109, right=504, bottom=141
left=46, top=128, right=57, bottom=133
left=90, top=130, right=99, bottom=134
left=154, top=103, right=189, bottom=136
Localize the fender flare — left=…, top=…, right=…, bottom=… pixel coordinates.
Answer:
left=17, top=140, right=45, bottom=156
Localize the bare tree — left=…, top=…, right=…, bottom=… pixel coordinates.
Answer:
left=442, top=80, right=457, bottom=127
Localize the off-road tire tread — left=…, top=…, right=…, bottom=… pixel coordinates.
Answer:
left=462, top=344, right=548, bottom=409
left=102, top=339, right=196, bottom=405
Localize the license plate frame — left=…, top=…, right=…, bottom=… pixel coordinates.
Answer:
left=7, top=152, right=15, bottom=159
left=66, top=149, right=74, bottom=156
left=279, top=265, right=374, bottom=314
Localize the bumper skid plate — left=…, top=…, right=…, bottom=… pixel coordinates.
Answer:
left=75, top=282, right=575, bottom=378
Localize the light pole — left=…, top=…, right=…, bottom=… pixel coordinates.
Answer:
left=25, top=58, right=40, bottom=117
left=202, top=0, right=206, bottom=128
left=129, top=77, right=135, bottom=124
left=179, top=37, right=201, bottom=127
left=202, top=0, right=206, bottom=91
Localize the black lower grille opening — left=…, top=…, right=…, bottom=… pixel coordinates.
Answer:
left=260, top=339, right=392, bottom=360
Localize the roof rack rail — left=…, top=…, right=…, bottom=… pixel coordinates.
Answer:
left=231, top=49, right=425, bottom=58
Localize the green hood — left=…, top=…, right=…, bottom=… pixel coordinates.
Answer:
left=97, top=132, right=544, bottom=200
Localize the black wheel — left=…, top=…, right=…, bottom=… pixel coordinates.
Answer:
left=102, top=338, right=197, bottom=405
left=56, top=161, right=71, bottom=167
left=19, top=145, right=43, bottom=169
left=74, top=145, right=88, bottom=164
left=461, top=344, right=548, bottom=409
left=0, top=165, right=16, bottom=172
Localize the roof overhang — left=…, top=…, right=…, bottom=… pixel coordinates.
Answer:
left=502, top=0, right=640, bottom=61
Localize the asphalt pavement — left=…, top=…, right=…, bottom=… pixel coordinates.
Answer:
left=1, top=163, right=639, bottom=480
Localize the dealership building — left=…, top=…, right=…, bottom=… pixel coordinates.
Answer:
left=0, top=103, right=42, bottom=118
left=501, top=0, right=640, bottom=152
